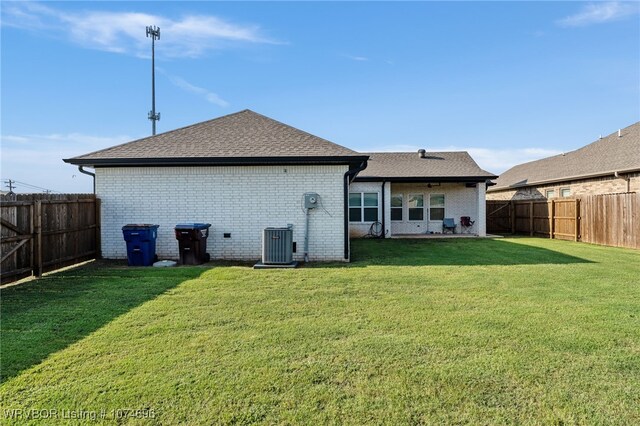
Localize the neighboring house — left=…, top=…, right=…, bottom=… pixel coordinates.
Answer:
left=64, top=110, right=495, bottom=262
left=350, top=152, right=495, bottom=237
left=487, top=122, right=640, bottom=200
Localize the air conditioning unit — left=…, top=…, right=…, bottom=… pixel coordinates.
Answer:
left=262, top=227, right=293, bottom=264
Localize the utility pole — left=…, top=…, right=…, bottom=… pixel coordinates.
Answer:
left=146, top=25, right=161, bottom=135
left=4, top=179, right=16, bottom=194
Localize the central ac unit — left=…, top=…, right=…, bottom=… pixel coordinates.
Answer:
left=262, top=227, right=293, bottom=264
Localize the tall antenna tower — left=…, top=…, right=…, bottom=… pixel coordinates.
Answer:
left=146, top=25, right=161, bottom=135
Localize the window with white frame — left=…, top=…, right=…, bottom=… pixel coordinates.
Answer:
left=429, top=194, right=445, bottom=221
left=349, top=192, right=379, bottom=222
left=391, top=194, right=403, bottom=221
left=546, top=189, right=556, bottom=199
left=408, top=194, right=424, bottom=221
left=560, top=188, right=571, bottom=198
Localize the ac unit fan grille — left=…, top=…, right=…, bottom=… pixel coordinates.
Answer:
left=262, top=228, right=293, bottom=264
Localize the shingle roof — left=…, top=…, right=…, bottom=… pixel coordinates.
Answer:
left=354, top=152, right=497, bottom=182
left=65, top=110, right=365, bottom=166
left=64, top=109, right=496, bottom=181
left=489, top=122, right=640, bottom=191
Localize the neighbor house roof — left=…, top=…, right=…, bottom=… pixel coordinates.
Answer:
left=64, top=110, right=368, bottom=167
left=489, top=122, right=640, bottom=192
left=353, top=152, right=497, bottom=182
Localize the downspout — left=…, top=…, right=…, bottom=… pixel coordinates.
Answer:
left=343, top=161, right=368, bottom=259
left=381, top=180, right=386, bottom=238
left=78, top=166, right=96, bottom=194
left=614, top=171, right=631, bottom=192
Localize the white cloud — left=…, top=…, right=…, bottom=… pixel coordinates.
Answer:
left=1, top=135, right=30, bottom=143
left=158, top=69, right=229, bottom=107
left=557, top=2, right=640, bottom=27
left=1, top=133, right=133, bottom=193
left=369, top=144, right=563, bottom=174
left=343, top=54, right=369, bottom=61
left=1, top=2, right=281, bottom=58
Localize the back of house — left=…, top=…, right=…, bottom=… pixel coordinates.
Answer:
left=65, top=110, right=495, bottom=262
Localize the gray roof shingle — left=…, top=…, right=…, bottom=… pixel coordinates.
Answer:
left=65, top=110, right=365, bottom=166
left=354, top=152, right=496, bottom=181
left=64, top=109, right=495, bottom=181
left=489, top=122, right=640, bottom=191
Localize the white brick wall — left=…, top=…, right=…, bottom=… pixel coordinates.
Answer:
left=96, top=165, right=348, bottom=262
left=349, top=182, right=483, bottom=236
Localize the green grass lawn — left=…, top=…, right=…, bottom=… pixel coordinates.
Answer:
left=1, top=238, right=639, bottom=424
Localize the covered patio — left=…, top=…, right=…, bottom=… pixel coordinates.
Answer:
left=349, top=151, right=496, bottom=238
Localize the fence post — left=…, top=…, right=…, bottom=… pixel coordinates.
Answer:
left=95, top=198, right=102, bottom=259
left=30, top=203, right=35, bottom=275
left=529, top=201, right=534, bottom=236
left=575, top=198, right=580, bottom=242
left=510, top=201, right=516, bottom=234
left=550, top=199, right=555, bottom=239
left=34, top=200, right=43, bottom=278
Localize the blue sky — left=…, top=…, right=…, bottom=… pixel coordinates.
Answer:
left=2, top=1, right=639, bottom=193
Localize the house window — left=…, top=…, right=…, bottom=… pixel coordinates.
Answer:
left=546, top=189, right=556, bottom=199
left=560, top=188, right=571, bottom=197
left=430, top=194, right=445, bottom=221
left=408, top=194, right=424, bottom=221
left=391, top=194, right=403, bottom=221
left=349, top=192, right=379, bottom=222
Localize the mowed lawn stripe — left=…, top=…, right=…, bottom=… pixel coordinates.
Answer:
left=1, top=238, right=639, bottom=424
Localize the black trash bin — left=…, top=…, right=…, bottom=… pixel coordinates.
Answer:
left=122, top=224, right=159, bottom=266
left=175, top=223, right=211, bottom=265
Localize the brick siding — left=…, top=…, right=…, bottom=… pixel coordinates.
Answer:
left=487, top=173, right=640, bottom=201
left=96, top=165, right=348, bottom=262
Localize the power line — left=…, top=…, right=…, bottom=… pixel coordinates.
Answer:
left=3, top=179, right=60, bottom=194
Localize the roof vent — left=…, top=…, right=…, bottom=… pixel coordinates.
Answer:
left=618, top=129, right=622, bottom=137
left=418, top=149, right=426, bottom=158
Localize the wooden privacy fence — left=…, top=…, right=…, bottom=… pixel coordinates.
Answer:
left=580, top=192, right=639, bottom=249
left=1, top=194, right=101, bottom=284
left=487, top=199, right=580, bottom=241
left=487, top=192, right=639, bottom=249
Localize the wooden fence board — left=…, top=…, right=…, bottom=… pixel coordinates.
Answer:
left=580, top=193, right=639, bottom=249
left=487, top=193, right=638, bottom=249
left=1, top=193, right=99, bottom=284
left=486, top=201, right=512, bottom=233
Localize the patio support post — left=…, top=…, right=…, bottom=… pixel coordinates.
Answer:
left=477, top=182, right=487, bottom=236
left=381, top=181, right=385, bottom=238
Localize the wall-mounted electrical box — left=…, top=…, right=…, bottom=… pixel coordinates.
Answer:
left=304, top=193, right=319, bottom=209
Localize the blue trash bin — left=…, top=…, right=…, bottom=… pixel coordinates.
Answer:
left=122, top=224, right=160, bottom=266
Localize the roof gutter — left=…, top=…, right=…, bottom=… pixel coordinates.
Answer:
left=353, top=175, right=497, bottom=183
left=63, top=155, right=370, bottom=168
left=77, top=166, right=96, bottom=194
left=343, top=160, right=368, bottom=260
